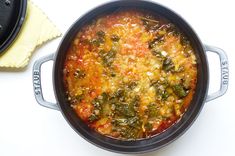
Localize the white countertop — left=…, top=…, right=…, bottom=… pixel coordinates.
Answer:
left=0, top=0, right=234, bottom=156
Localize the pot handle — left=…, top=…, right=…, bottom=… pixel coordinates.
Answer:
left=33, top=53, right=59, bottom=110
left=204, top=45, right=229, bottom=102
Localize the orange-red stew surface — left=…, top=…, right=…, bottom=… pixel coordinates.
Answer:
left=63, top=10, right=197, bottom=140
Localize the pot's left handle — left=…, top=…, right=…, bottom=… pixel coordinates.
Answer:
left=33, top=54, right=59, bottom=111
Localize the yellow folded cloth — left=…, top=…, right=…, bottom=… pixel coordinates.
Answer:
left=0, top=1, right=61, bottom=68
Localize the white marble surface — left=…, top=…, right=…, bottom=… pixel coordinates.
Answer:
left=0, top=0, right=234, bottom=155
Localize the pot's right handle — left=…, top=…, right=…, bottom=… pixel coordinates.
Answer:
left=33, top=53, right=59, bottom=110
left=204, top=45, right=229, bottom=102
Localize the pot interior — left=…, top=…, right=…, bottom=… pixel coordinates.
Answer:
left=53, top=0, right=208, bottom=153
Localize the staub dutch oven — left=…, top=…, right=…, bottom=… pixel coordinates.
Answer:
left=32, top=0, right=229, bottom=154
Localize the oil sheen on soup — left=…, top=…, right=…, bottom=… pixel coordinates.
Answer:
left=63, top=9, right=197, bottom=140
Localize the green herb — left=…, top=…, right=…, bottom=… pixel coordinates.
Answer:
left=112, top=116, right=141, bottom=128
left=75, top=94, right=84, bottom=102
left=112, top=118, right=129, bottom=126
left=88, top=114, right=99, bottom=122
left=120, top=126, right=140, bottom=140
left=146, top=103, right=158, bottom=118
left=89, top=94, right=108, bottom=122
left=151, top=80, right=170, bottom=101
left=148, top=40, right=155, bottom=49
left=110, top=90, right=139, bottom=117
left=89, top=31, right=106, bottom=47
left=97, top=37, right=105, bottom=44
left=91, top=98, right=102, bottom=110
left=127, top=81, right=138, bottom=90
left=99, top=49, right=117, bottom=67
left=97, top=30, right=105, bottom=44
left=148, top=37, right=164, bottom=49
left=174, top=66, right=185, bottom=73
left=151, top=50, right=162, bottom=57
left=102, top=103, right=112, bottom=117
left=110, top=34, right=120, bottom=42
left=131, top=95, right=140, bottom=112
left=112, top=116, right=142, bottom=139
left=97, top=30, right=105, bottom=38
left=127, top=116, right=141, bottom=128
left=90, top=38, right=101, bottom=46
left=145, top=122, right=153, bottom=131
left=115, top=102, right=135, bottom=117
left=162, top=57, right=175, bottom=72
left=173, top=84, right=188, bottom=98
left=113, top=89, right=125, bottom=102
left=90, top=89, right=143, bottom=139
left=81, top=39, right=90, bottom=45
left=161, top=91, right=169, bottom=100
left=99, top=92, right=108, bottom=102
left=92, top=89, right=142, bottom=140
left=152, top=79, right=169, bottom=87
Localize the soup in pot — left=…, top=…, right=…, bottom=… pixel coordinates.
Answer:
left=63, top=9, right=197, bottom=140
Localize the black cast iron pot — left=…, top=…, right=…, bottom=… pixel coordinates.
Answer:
left=32, top=0, right=229, bottom=154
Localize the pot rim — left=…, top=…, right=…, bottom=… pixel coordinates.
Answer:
left=52, top=0, right=209, bottom=154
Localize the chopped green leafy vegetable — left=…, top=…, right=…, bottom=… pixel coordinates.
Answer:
left=90, top=38, right=101, bottom=46
left=97, top=30, right=105, bottom=38
left=146, top=103, right=158, bottom=118
left=151, top=49, right=162, bottom=58
left=112, top=116, right=142, bottom=139
left=145, top=122, right=153, bottom=131
left=75, top=94, right=84, bottom=102
left=161, top=91, right=169, bottom=100
left=148, top=37, right=164, bottom=49
left=99, top=49, right=117, bottom=67
left=88, top=114, right=99, bottom=122
left=110, top=34, right=120, bottom=42
left=162, top=57, right=175, bottom=72
left=151, top=80, right=170, bottom=101
left=112, top=89, right=125, bottom=102
left=89, top=30, right=106, bottom=46
left=127, top=81, right=138, bottom=90
left=114, top=102, right=135, bottom=117
left=173, top=84, right=188, bottom=98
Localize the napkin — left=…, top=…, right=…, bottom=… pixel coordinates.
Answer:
left=0, top=1, right=61, bottom=68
